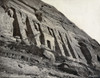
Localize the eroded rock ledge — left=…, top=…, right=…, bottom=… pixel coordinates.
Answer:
left=0, top=0, right=100, bottom=78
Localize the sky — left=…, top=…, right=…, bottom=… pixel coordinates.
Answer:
left=42, top=0, right=100, bottom=43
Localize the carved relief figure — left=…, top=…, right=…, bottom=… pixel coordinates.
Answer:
left=0, top=8, right=14, bottom=38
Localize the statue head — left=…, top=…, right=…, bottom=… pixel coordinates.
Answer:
left=8, top=8, right=14, bottom=17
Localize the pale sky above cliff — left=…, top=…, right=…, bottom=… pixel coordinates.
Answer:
left=42, top=0, right=100, bottom=43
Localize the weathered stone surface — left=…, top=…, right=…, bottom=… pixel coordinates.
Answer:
left=0, top=0, right=100, bottom=78
left=43, top=50, right=55, bottom=64
left=0, top=7, right=14, bottom=38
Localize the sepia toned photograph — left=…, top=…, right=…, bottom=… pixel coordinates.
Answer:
left=0, top=0, right=100, bottom=78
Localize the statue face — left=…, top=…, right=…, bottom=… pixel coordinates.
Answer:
left=21, top=13, right=26, bottom=23
left=8, top=9, right=14, bottom=17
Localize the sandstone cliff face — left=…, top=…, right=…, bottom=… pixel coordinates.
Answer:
left=0, top=0, right=100, bottom=78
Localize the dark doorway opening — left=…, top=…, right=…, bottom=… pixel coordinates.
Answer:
left=12, top=8, right=22, bottom=38
left=47, top=40, right=51, bottom=49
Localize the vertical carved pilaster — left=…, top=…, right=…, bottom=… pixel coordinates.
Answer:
left=66, top=31, right=87, bottom=63
left=53, top=29, right=66, bottom=57
left=60, top=32, right=73, bottom=58
left=66, top=31, right=78, bottom=59
left=15, top=10, right=29, bottom=45
left=28, top=17, right=42, bottom=47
